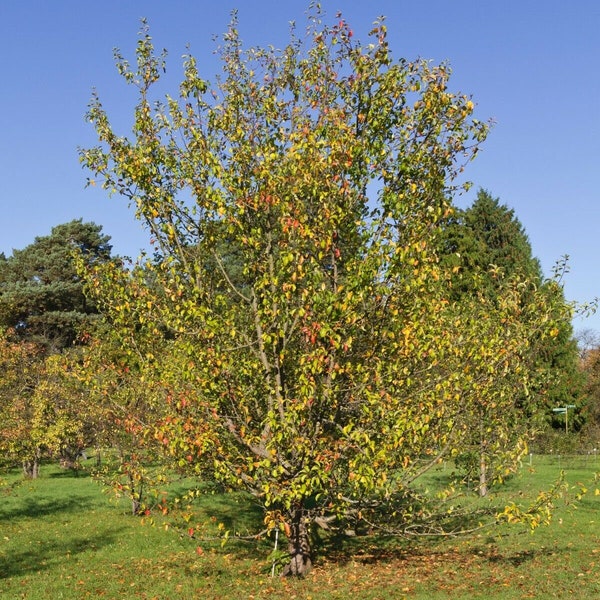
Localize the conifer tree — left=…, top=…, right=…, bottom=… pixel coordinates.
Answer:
left=440, top=190, right=582, bottom=490
left=0, top=220, right=112, bottom=351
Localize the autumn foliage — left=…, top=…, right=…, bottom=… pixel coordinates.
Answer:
left=79, top=11, right=571, bottom=575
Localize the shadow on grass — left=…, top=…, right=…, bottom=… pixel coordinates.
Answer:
left=47, top=467, right=90, bottom=479
left=315, top=532, right=568, bottom=581
left=195, top=492, right=265, bottom=534
left=486, top=545, right=565, bottom=567
left=0, top=529, right=119, bottom=580
left=314, top=495, right=502, bottom=566
left=196, top=494, right=272, bottom=559
left=316, top=530, right=410, bottom=567
left=0, top=494, right=99, bottom=521
left=424, top=469, right=523, bottom=495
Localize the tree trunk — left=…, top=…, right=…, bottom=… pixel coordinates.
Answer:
left=479, top=446, right=488, bottom=497
left=23, top=449, right=40, bottom=479
left=59, top=447, right=82, bottom=472
left=128, top=471, right=143, bottom=516
left=478, top=418, right=488, bottom=497
left=282, top=506, right=312, bottom=577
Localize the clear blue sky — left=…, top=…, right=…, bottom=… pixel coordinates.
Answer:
left=1, top=1, right=599, bottom=332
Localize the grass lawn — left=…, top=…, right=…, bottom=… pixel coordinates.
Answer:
left=1, top=455, right=599, bottom=599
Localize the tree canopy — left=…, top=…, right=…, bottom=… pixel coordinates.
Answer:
left=0, top=220, right=113, bottom=476
left=440, top=189, right=543, bottom=298
left=0, top=220, right=112, bottom=351
left=437, top=189, right=582, bottom=489
left=80, top=13, right=570, bottom=575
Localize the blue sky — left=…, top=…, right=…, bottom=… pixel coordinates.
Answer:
left=1, top=1, right=599, bottom=332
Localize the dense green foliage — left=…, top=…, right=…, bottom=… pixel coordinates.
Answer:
left=0, top=220, right=112, bottom=351
left=581, top=346, right=600, bottom=439
left=441, top=189, right=543, bottom=296
left=0, top=220, right=113, bottom=477
left=440, top=191, right=583, bottom=468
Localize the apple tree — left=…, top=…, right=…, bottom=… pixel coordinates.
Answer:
left=80, top=12, right=565, bottom=575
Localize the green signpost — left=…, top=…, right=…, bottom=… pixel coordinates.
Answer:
left=553, top=405, right=576, bottom=434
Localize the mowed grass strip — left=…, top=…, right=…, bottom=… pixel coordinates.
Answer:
left=0, top=457, right=599, bottom=599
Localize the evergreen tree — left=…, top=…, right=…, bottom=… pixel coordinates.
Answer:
left=539, top=278, right=585, bottom=432
left=441, top=189, right=543, bottom=298
left=441, top=190, right=582, bottom=457
left=0, top=220, right=112, bottom=351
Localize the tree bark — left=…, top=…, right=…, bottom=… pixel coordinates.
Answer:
left=23, top=448, right=40, bottom=479
left=479, top=446, right=488, bottom=497
left=282, top=506, right=312, bottom=577
left=128, top=471, right=142, bottom=516
left=478, top=417, right=488, bottom=497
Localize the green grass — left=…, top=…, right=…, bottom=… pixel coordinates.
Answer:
left=1, top=456, right=599, bottom=599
